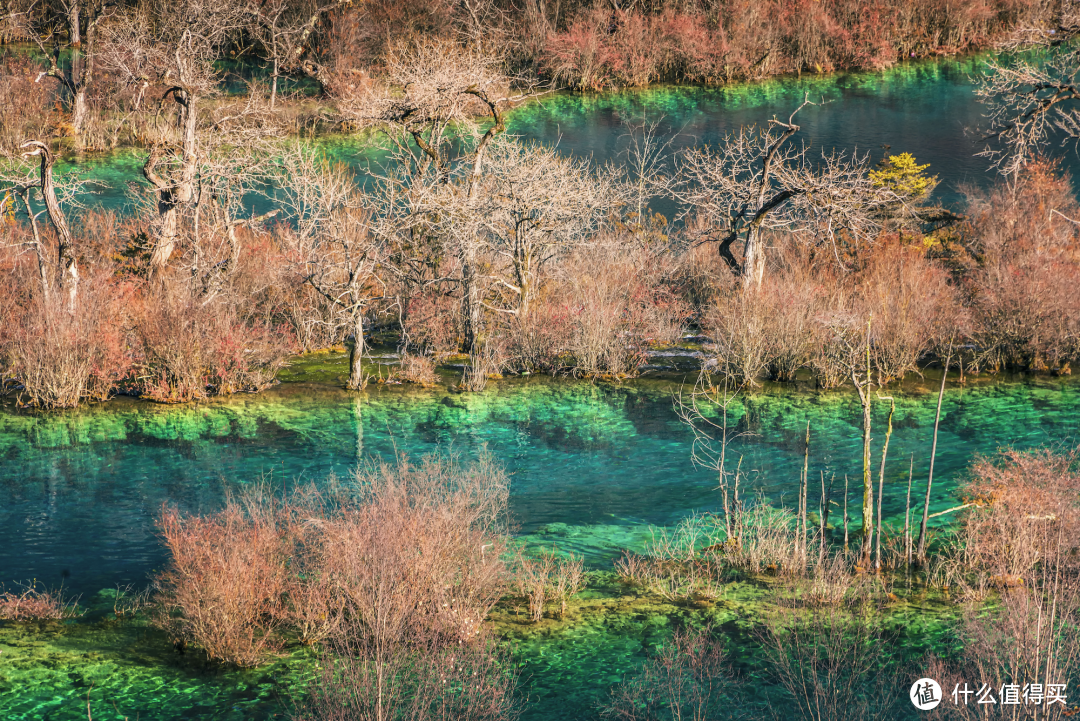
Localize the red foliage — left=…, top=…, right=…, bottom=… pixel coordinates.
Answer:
left=541, top=0, right=1049, bottom=88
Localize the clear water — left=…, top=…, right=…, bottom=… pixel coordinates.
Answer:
left=1, top=366, right=1078, bottom=719
left=62, top=54, right=1074, bottom=218
left=9, top=57, right=1080, bottom=719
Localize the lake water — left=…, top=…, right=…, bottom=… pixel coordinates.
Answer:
left=5, top=57, right=1080, bottom=720
left=1, top=368, right=1079, bottom=720
left=66, top=54, right=1070, bottom=217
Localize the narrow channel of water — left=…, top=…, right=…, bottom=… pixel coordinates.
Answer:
left=65, top=54, right=1060, bottom=217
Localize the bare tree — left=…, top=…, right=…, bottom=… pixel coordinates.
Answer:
left=0, top=142, right=86, bottom=310
left=245, top=0, right=348, bottom=110
left=674, top=96, right=883, bottom=288
left=474, top=138, right=616, bottom=317
left=100, top=0, right=254, bottom=272
left=271, top=143, right=389, bottom=390
left=674, top=373, right=752, bottom=546
left=336, top=39, right=543, bottom=352
left=24, top=0, right=112, bottom=137
left=977, top=5, right=1080, bottom=176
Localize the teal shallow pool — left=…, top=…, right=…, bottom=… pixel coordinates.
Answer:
left=1, top=373, right=1078, bottom=718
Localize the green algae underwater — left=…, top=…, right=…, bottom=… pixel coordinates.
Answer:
left=1, top=352, right=1079, bottom=720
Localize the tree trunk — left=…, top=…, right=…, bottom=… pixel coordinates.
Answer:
left=346, top=311, right=366, bottom=390
left=917, top=349, right=951, bottom=563
left=147, top=90, right=199, bottom=272
left=270, top=59, right=279, bottom=111
left=71, top=86, right=88, bottom=136
left=26, top=142, right=77, bottom=310
left=461, top=255, right=481, bottom=354
left=874, top=398, right=894, bottom=571
left=859, top=389, right=873, bottom=565
left=742, top=225, right=766, bottom=290
left=68, top=2, right=81, bottom=45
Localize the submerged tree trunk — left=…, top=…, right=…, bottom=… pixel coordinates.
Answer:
left=874, top=397, right=895, bottom=571
left=917, top=346, right=952, bottom=563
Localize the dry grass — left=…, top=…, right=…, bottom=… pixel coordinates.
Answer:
left=396, top=352, right=440, bottom=387
left=514, top=547, right=586, bottom=622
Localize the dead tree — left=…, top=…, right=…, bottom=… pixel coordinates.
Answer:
left=674, top=373, right=753, bottom=545
left=473, top=138, right=615, bottom=317
left=336, top=39, right=542, bottom=352
left=674, top=95, right=883, bottom=288
left=246, top=0, right=349, bottom=110
left=24, top=0, right=112, bottom=137
left=977, top=5, right=1080, bottom=176
left=100, top=0, right=250, bottom=272
left=271, top=143, right=388, bottom=390
left=0, top=142, right=84, bottom=310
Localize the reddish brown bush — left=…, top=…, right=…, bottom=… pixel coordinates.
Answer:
left=396, top=352, right=440, bottom=386
left=541, top=0, right=1049, bottom=89
left=402, top=290, right=460, bottom=357
left=154, top=452, right=512, bottom=666
left=155, top=491, right=290, bottom=667
left=853, top=240, right=964, bottom=383
left=557, top=243, right=687, bottom=377
left=0, top=583, right=80, bottom=621
left=964, top=162, right=1080, bottom=372
left=955, top=447, right=1080, bottom=586
left=135, top=290, right=294, bottom=402
left=0, top=51, right=60, bottom=153
left=3, top=274, right=134, bottom=408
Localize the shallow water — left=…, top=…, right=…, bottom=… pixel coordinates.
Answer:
left=8, top=55, right=1080, bottom=719
left=2, top=369, right=1079, bottom=719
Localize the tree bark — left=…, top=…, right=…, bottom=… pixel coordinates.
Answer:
left=346, top=310, right=366, bottom=390
left=874, top=397, right=895, bottom=571
left=23, top=142, right=77, bottom=310
left=460, top=254, right=481, bottom=354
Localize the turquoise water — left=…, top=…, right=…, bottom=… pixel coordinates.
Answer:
left=1, top=371, right=1078, bottom=719
left=62, top=55, right=1066, bottom=217
left=8, top=56, right=1080, bottom=719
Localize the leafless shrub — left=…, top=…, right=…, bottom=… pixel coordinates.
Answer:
left=558, top=242, right=686, bottom=378
left=459, top=339, right=506, bottom=392
left=397, top=352, right=440, bottom=387
left=155, top=491, right=290, bottom=667
left=154, top=452, right=512, bottom=667
left=3, top=273, right=134, bottom=408
left=514, top=547, right=586, bottom=622
left=134, top=289, right=294, bottom=402
left=927, top=581, right=1080, bottom=721
left=853, top=240, right=964, bottom=383
left=963, top=162, right=1080, bottom=372
left=713, top=503, right=802, bottom=577
left=601, top=628, right=743, bottom=721
left=954, top=447, right=1080, bottom=588
left=0, top=582, right=80, bottom=621
left=760, top=604, right=904, bottom=721
left=297, top=631, right=519, bottom=721
left=0, top=51, right=59, bottom=154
